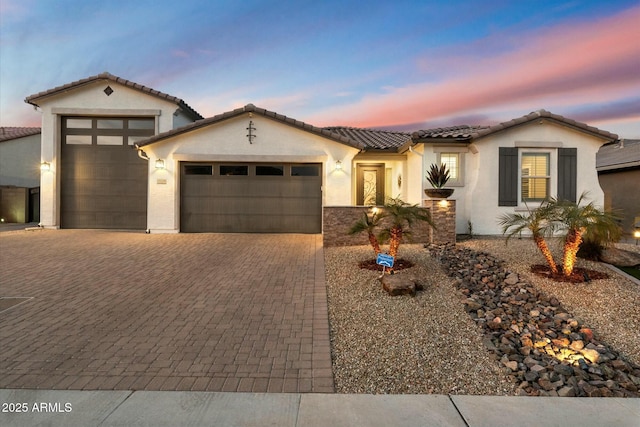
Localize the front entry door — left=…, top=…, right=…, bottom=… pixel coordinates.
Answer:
left=356, top=164, right=385, bottom=205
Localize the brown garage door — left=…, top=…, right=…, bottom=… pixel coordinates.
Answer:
left=60, top=117, right=151, bottom=229
left=180, top=163, right=322, bottom=233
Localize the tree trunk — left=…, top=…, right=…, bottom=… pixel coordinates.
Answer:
left=368, top=232, right=381, bottom=255
left=563, top=228, right=584, bottom=277
left=534, top=235, right=558, bottom=274
left=389, top=226, right=402, bottom=259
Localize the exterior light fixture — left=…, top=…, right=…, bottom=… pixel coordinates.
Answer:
left=634, top=229, right=640, bottom=245
left=438, top=199, right=449, bottom=208
left=155, top=159, right=165, bottom=169
left=335, top=160, right=342, bottom=171
left=40, top=162, right=51, bottom=171
left=371, top=207, right=379, bottom=215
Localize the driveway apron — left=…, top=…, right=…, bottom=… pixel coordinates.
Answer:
left=0, top=231, right=334, bottom=393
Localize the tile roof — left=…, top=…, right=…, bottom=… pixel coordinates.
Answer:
left=411, top=125, right=488, bottom=141
left=24, top=72, right=203, bottom=121
left=471, top=110, right=618, bottom=141
left=596, top=139, right=640, bottom=171
left=137, top=104, right=366, bottom=150
left=324, top=127, right=411, bottom=150
left=412, top=110, right=619, bottom=143
left=0, top=127, right=41, bottom=143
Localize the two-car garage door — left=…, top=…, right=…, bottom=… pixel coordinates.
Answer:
left=180, top=162, right=322, bottom=233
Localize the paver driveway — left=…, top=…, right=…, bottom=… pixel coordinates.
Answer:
left=0, top=230, right=334, bottom=393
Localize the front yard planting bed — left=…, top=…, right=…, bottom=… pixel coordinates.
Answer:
left=325, top=239, right=640, bottom=396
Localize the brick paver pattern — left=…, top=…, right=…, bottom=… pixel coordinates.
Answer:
left=0, top=231, right=334, bottom=393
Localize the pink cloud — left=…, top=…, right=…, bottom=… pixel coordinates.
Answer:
left=307, top=6, right=640, bottom=128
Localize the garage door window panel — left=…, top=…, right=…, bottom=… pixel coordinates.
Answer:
left=220, top=165, right=248, bottom=176
left=291, top=165, right=320, bottom=176
left=97, top=119, right=124, bottom=129
left=185, top=165, right=213, bottom=175
left=65, top=135, right=92, bottom=145
left=256, top=165, right=284, bottom=176
left=97, top=135, right=124, bottom=145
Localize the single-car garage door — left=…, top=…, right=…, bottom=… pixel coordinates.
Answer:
left=60, top=116, right=151, bottom=229
left=180, top=162, right=322, bottom=233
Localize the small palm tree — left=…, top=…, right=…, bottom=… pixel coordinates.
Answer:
left=549, top=194, right=621, bottom=277
left=499, top=202, right=559, bottom=274
left=378, top=198, right=435, bottom=260
left=348, top=210, right=385, bottom=256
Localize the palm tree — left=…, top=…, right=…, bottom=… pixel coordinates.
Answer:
left=499, top=202, right=559, bottom=274
left=378, top=198, right=435, bottom=260
left=549, top=194, right=621, bottom=277
left=348, top=210, right=385, bottom=256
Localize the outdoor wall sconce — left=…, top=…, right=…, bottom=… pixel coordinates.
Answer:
left=335, top=160, right=342, bottom=171
left=40, top=162, right=51, bottom=171
left=155, top=159, right=165, bottom=169
left=438, top=199, right=449, bottom=208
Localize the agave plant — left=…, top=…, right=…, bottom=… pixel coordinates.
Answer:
left=426, top=163, right=451, bottom=189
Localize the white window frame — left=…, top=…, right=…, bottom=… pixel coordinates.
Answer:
left=517, top=149, right=555, bottom=208
left=435, top=150, right=464, bottom=187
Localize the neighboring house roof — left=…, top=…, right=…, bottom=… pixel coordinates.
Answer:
left=411, top=110, right=619, bottom=144
left=137, top=104, right=366, bottom=150
left=324, top=127, right=411, bottom=150
left=0, top=127, right=41, bottom=143
left=24, top=72, right=203, bottom=121
left=596, top=139, right=640, bottom=172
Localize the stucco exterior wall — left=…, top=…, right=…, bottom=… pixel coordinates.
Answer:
left=465, top=121, right=607, bottom=235
left=142, top=114, right=361, bottom=232
left=36, top=81, right=193, bottom=228
left=0, top=134, right=41, bottom=187
left=420, top=144, right=470, bottom=234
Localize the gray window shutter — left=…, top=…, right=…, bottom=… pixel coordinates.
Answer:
left=558, top=148, right=577, bottom=202
left=499, top=147, right=518, bottom=206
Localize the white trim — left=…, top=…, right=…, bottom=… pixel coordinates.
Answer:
left=52, top=108, right=161, bottom=116
left=515, top=140, right=563, bottom=148
left=432, top=146, right=469, bottom=153
left=172, top=154, right=328, bottom=162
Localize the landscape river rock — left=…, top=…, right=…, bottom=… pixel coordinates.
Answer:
left=429, top=243, right=640, bottom=397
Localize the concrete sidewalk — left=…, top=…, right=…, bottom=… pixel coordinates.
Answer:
left=0, top=390, right=638, bottom=427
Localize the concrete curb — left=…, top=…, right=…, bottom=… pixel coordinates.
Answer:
left=1, top=390, right=639, bottom=427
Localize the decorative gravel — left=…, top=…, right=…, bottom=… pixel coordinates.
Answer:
left=325, top=239, right=639, bottom=395
left=325, top=244, right=516, bottom=395
left=459, top=238, right=640, bottom=366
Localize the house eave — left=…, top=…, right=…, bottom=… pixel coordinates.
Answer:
left=137, top=104, right=365, bottom=150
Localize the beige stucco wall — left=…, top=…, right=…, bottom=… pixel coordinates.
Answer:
left=465, top=121, right=607, bottom=235
left=35, top=80, right=192, bottom=228
left=142, top=113, right=361, bottom=232
left=0, top=134, right=41, bottom=188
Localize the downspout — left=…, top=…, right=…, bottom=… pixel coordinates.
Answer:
left=135, top=144, right=150, bottom=161
left=134, top=144, right=152, bottom=234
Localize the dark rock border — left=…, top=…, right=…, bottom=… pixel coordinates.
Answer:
left=429, top=243, right=640, bottom=397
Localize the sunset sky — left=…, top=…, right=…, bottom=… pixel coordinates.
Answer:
left=1, top=0, right=639, bottom=137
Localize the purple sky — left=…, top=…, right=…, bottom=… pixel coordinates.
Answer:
left=1, top=0, right=639, bottom=137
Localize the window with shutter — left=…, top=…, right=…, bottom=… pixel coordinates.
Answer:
left=499, top=147, right=518, bottom=206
